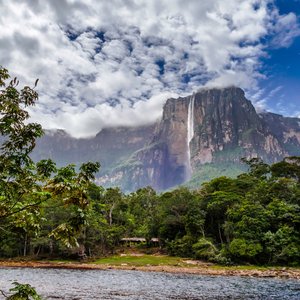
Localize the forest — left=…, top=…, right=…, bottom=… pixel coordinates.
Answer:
left=1, top=67, right=300, bottom=266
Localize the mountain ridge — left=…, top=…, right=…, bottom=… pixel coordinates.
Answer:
left=31, top=87, right=300, bottom=192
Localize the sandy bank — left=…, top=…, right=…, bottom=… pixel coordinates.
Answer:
left=0, top=260, right=299, bottom=280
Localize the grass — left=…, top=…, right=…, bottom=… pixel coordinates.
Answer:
left=90, top=254, right=300, bottom=271
left=91, top=254, right=191, bottom=267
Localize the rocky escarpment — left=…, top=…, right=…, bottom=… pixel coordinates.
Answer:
left=259, top=112, right=300, bottom=156
left=188, top=88, right=286, bottom=166
left=30, top=87, right=300, bottom=192
left=105, top=87, right=300, bottom=191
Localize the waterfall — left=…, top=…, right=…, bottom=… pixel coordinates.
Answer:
left=186, top=94, right=195, bottom=179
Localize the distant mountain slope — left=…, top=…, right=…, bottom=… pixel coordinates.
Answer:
left=31, top=87, right=300, bottom=192
left=31, top=124, right=156, bottom=174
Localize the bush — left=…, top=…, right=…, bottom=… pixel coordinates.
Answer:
left=6, top=282, right=42, bottom=300
left=167, top=235, right=195, bottom=257
left=229, top=238, right=263, bottom=260
left=192, top=238, right=218, bottom=260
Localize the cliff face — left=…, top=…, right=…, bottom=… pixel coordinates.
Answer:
left=106, top=87, right=300, bottom=191
left=259, top=112, right=300, bottom=156
left=31, top=87, right=300, bottom=192
left=189, top=88, right=285, bottom=166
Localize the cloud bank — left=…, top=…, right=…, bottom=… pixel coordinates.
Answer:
left=0, top=0, right=299, bottom=137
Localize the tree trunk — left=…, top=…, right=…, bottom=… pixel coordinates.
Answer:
left=23, top=233, right=27, bottom=256
left=49, top=239, right=54, bottom=255
left=109, top=203, right=115, bottom=226
left=218, top=223, right=224, bottom=245
left=35, top=245, right=41, bottom=257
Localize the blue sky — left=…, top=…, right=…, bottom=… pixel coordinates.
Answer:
left=256, top=0, right=300, bottom=116
left=0, top=0, right=299, bottom=137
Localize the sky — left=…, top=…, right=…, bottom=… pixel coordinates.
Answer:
left=0, top=0, right=299, bottom=137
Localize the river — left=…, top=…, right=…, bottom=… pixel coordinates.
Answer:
left=0, top=268, right=299, bottom=299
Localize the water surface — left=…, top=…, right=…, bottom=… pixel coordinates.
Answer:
left=0, top=267, right=299, bottom=299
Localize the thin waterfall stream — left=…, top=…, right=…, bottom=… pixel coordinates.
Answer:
left=186, top=93, right=195, bottom=179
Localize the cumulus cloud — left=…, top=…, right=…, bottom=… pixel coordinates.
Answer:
left=0, top=0, right=299, bottom=137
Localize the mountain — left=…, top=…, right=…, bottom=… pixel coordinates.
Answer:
left=32, top=124, right=156, bottom=174
left=31, top=87, right=300, bottom=192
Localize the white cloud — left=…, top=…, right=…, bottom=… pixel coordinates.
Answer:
left=269, top=10, right=300, bottom=48
left=0, top=0, right=299, bottom=137
left=28, top=91, right=177, bottom=138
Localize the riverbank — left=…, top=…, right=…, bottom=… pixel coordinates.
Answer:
left=1, top=255, right=299, bottom=280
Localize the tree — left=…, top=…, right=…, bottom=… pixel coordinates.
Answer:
left=46, top=162, right=100, bottom=248
left=271, top=157, right=300, bottom=183
left=126, top=186, right=159, bottom=239
left=158, top=187, right=205, bottom=257
left=241, top=157, right=270, bottom=179
left=0, top=67, right=46, bottom=222
left=0, top=67, right=100, bottom=256
left=0, top=67, right=52, bottom=256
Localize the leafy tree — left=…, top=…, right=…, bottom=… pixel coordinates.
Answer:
left=0, top=67, right=99, bottom=256
left=158, top=187, right=203, bottom=241
left=157, top=187, right=205, bottom=256
left=271, top=157, right=300, bottom=183
left=82, top=185, right=127, bottom=255
left=126, top=186, right=159, bottom=239
left=0, top=67, right=51, bottom=256
left=47, top=162, right=100, bottom=248
left=192, top=237, right=218, bottom=260
left=0, top=282, right=42, bottom=300
left=241, top=157, right=270, bottom=179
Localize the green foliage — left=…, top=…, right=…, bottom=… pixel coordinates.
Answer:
left=126, top=187, right=159, bottom=238
left=44, top=162, right=100, bottom=248
left=271, top=157, right=300, bottom=183
left=0, top=68, right=99, bottom=258
left=156, top=156, right=300, bottom=265
left=7, top=282, right=41, bottom=300
left=264, top=226, right=300, bottom=264
left=185, top=162, right=246, bottom=189
left=192, top=238, right=218, bottom=260
left=229, top=238, right=263, bottom=259
left=167, top=235, right=195, bottom=257
left=0, top=67, right=45, bottom=223
left=158, top=187, right=205, bottom=242
left=241, top=157, right=270, bottom=179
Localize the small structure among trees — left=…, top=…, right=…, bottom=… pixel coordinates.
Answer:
left=121, top=237, right=160, bottom=247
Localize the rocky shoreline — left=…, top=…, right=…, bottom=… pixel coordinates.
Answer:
left=0, top=261, right=299, bottom=280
